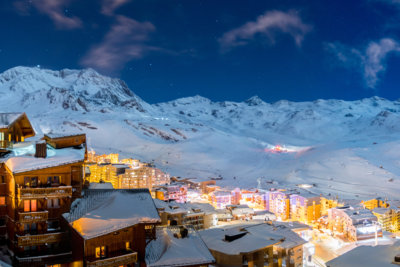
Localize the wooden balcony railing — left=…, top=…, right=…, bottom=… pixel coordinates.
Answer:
left=18, top=211, right=48, bottom=224
left=16, top=251, right=72, bottom=266
left=0, top=140, right=12, bottom=149
left=17, top=232, right=67, bottom=247
left=17, top=186, right=72, bottom=199
left=86, top=250, right=138, bottom=267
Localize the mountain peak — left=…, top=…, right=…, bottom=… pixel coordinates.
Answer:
left=0, top=66, right=146, bottom=113
left=244, top=96, right=265, bottom=106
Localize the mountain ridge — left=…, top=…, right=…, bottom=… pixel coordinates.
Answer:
left=1, top=66, right=400, bottom=200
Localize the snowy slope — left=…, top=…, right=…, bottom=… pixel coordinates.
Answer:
left=1, top=66, right=400, bottom=200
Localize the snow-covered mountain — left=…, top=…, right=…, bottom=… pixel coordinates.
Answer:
left=1, top=66, right=400, bottom=200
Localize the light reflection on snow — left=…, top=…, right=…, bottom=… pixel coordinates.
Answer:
left=264, top=143, right=312, bottom=154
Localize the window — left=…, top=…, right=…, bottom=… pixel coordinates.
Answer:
left=24, top=200, right=37, bottom=212
left=47, top=176, right=60, bottom=186
left=0, top=197, right=5, bottom=205
left=95, top=246, right=106, bottom=258
left=125, top=241, right=130, bottom=250
left=24, top=177, right=38, bottom=188
left=1, top=175, right=4, bottom=184
left=47, top=198, right=59, bottom=208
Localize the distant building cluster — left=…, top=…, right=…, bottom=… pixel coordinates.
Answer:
left=206, top=185, right=339, bottom=225
left=85, top=151, right=170, bottom=190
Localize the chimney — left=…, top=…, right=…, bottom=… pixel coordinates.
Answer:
left=394, top=254, right=400, bottom=263
left=35, top=140, right=47, bottom=158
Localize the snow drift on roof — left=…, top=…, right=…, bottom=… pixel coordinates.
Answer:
left=4, top=142, right=85, bottom=173
left=45, top=132, right=85, bottom=139
left=0, top=112, right=23, bottom=128
left=64, top=189, right=160, bottom=240
left=326, top=240, right=400, bottom=267
left=145, top=226, right=215, bottom=267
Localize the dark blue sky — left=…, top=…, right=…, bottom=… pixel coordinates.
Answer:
left=1, top=0, right=400, bottom=103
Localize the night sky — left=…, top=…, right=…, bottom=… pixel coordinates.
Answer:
left=1, top=0, right=400, bottom=103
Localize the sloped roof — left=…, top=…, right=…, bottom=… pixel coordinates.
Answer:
left=326, top=240, right=400, bottom=267
left=2, top=142, right=85, bottom=173
left=199, top=224, right=283, bottom=255
left=146, top=226, right=215, bottom=267
left=0, top=112, right=35, bottom=138
left=0, top=113, right=23, bottom=128
left=64, top=189, right=160, bottom=240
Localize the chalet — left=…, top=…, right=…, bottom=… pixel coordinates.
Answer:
left=199, top=223, right=282, bottom=267
left=63, top=189, right=161, bottom=267
left=0, top=113, right=34, bottom=150
left=0, top=112, right=86, bottom=266
left=328, top=206, right=382, bottom=241
left=145, top=225, right=215, bottom=267
left=154, top=199, right=218, bottom=230
left=199, top=222, right=308, bottom=267
left=153, top=183, right=188, bottom=203
left=326, top=240, right=400, bottom=267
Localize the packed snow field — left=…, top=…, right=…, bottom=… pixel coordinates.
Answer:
left=1, top=66, right=400, bottom=199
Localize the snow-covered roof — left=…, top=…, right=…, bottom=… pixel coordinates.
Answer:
left=44, top=132, right=85, bottom=139
left=326, top=240, right=400, bottom=267
left=88, top=182, right=114, bottom=189
left=244, top=224, right=306, bottom=250
left=0, top=112, right=23, bottom=128
left=344, top=208, right=377, bottom=223
left=64, top=189, right=160, bottom=240
left=199, top=223, right=284, bottom=255
left=145, top=226, right=215, bottom=267
left=2, top=142, right=85, bottom=173
left=154, top=199, right=217, bottom=215
left=273, top=221, right=312, bottom=231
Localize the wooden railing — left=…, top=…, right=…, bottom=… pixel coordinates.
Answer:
left=18, top=211, right=48, bottom=223
left=0, top=140, right=12, bottom=149
left=17, top=232, right=67, bottom=247
left=17, top=186, right=72, bottom=199
left=86, top=250, right=138, bottom=267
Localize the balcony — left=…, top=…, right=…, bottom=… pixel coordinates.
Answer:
left=16, top=251, right=72, bottom=267
left=17, top=186, right=72, bottom=199
left=86, top=250, right=138, bottom=267
left=18, top=210, right=48, bottom=223
left=0, top=140, right=12, bottom=150
left=16, top=232, right=67, bottom=247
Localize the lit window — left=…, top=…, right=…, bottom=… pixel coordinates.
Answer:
left=96, top=246, right=106, bottom=258
left=0, top=197, right=5, bottom=205
left=126, top=241, right=130, bottom=250
left=31, top=199, right=37, bottom=212
left=24, top=200, right=30, bottom=212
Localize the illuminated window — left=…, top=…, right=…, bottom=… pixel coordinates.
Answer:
left=0, top=197, right=5, bottom=205
left=95, top=246, right=106, bottom=258
left=125, top=241, right=130, bottom=250
left=24, top=200, right=30, bottom=212
left=31, top=199, right=37, bottom=212
left=24, top=200, right=37, bottom=212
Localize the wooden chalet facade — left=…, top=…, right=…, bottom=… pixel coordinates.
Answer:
left=0, top=112, right=86, bottom=266
left=0, top=113, right=35, bottom=151
left=64, top=189, right=161, bottom=267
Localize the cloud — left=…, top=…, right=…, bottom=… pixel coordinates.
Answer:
left=81, top=15, right=159, bottom=73
left=101, top=0, right=131, bottom=16
left=14, top=0, right=82, bottom=29
left=326, top=38, right=400, bottom=89
left=218, top=10, right=312, bottom=52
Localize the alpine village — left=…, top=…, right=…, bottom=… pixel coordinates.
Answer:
left=1, top=112, right=400, bottom=267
